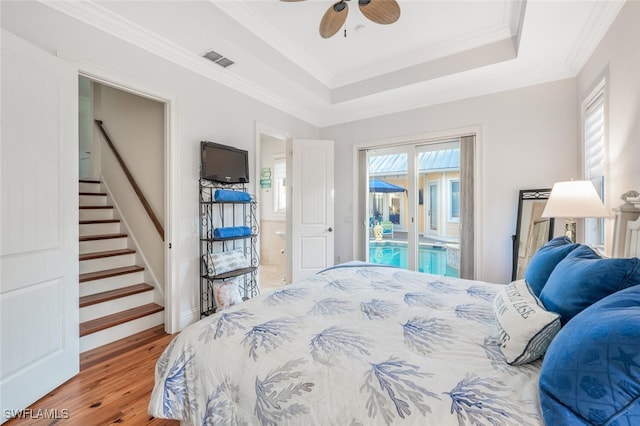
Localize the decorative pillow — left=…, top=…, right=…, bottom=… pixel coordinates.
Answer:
left=524, top=236, right=579, bottom=296
left=539, top=245, right=640, bottom=323
left=539, top=285, right=640, bottom=425
left=493, top=279, right=561, bottom=365
left=213, top=279, right=243, bottom=310
left=206, top=248, right=249, bottom=277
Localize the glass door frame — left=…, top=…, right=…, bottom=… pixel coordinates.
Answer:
left=365, top=146, right=418, bottom=271
left=362, top=139, right=463, bottom=276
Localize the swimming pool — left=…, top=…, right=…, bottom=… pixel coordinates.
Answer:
left=369, top=241, right=459, bottom=277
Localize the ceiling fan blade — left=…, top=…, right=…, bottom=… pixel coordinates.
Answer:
left=319, top=1, right=349, bottom=39
left=358, top=0, right=400, bottom=25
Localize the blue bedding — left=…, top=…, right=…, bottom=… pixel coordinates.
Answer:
left=149, top=264, right=543, bottom=425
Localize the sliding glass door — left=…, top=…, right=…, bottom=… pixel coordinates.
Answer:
left=363, top=138, right=470, bottom=278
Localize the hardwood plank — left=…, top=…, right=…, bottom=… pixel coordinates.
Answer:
left=79, top=206, right=113, bottom=210
left=79, top=179, right=100, bottom=184
left=80, top=325, right=166, bottom=370
left=4, top=330, right=178, bottom=425
left=79, top=304, right=164, bottom=337
left=79, top=265, right=143, bottom=283
left=79, top=283, right=153, bottom=308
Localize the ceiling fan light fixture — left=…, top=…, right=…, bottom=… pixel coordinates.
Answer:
left=359, top=0, right=401, bottom=25
left=282, top=0, right=400, bottom=39
left=320, top=0, right=349, bottom=38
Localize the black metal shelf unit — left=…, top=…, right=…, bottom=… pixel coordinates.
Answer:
left=199, top=179, right=259, bottom=317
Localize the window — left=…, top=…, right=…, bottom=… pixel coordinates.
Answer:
left=449, top=179, right=460, bottom=222
left=273, top=156, right=286, bottom=213
left=583, top=79, right=606, bottom=247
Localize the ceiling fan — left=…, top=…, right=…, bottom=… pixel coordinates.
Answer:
left=281, top=0, right=401, bottom=39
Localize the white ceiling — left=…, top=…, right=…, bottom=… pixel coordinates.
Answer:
left=46, top=0, right=625, bottom=127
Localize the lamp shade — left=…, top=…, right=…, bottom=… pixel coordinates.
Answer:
left=542, top=180, right=609, bottom=218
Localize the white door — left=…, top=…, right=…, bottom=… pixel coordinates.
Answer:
left=290, top=139, right=334, bottom=281
left=1, top=30, right=79, bottom=419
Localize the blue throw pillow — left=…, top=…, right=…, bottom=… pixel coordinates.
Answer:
left=539, top=245, right=640, bottom=322
left=539, top=285, right=640, bottom=425
left=524, top=236, right=579, bottom=296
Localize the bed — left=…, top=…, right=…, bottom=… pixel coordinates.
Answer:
left=149, top=208, right=640, bottom=425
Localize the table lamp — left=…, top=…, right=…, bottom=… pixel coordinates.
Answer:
left=541, top=180, right=609, bottom=242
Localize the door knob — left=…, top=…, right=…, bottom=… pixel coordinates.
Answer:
left=328, top=227, right=333, bottom=232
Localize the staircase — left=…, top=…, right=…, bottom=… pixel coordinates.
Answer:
left=79, top=179, right=164, bottom=353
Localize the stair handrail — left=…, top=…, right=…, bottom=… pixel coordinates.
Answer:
left=95, top=119, right=165, bottom=241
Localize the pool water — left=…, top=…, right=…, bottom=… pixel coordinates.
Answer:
left=369, top=242, right=459, bottom=277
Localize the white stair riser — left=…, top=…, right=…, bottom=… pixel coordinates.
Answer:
left=80, top=271, right=145, bottom=297
left=79, top=182, right=101, bottom=193
left=79, top=208, right=114, bottom=221
left=79, top=222, right=120, bottom=236
left=79, top=253, right=136, bottom=274
left=80, top=291, right=154, bottom=322
left=80, top=311, right=164, bottom=353
left=79, top=195, right=107, bottom=206
left=80, top=237, right=127, bottom=254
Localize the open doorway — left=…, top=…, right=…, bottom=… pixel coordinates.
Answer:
left=77, top=75, right=170, bottom=342
left=257, top=132, right=288, bottom=291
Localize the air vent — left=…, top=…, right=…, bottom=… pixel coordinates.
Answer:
left=202, top=50, right=234, bottom=68
left=215, top=57, right=234, bottom=68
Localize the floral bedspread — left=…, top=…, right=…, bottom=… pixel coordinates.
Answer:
left=148, top=263, right=543, bottom=425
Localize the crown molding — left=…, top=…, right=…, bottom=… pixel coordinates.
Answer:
left=565, top=0, right=626, bottom=74
left=211, top=1, right=334, bottom=88
left=40, top=0, right=323, bottom=126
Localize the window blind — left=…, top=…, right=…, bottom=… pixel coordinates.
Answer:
left=584, top=94, right=605, bottom=183
left=583, top=84, right=606, bottom=246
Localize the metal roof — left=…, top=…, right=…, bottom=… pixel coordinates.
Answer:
left=368, top=149, right=459, bottom=176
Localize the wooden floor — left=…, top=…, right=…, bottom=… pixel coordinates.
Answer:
left=5, top=326, right=180, bottom=425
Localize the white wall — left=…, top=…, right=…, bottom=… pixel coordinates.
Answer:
left=578, top=0, right=640, bottom=238
left=1, top=1, right=319, bottom=330
left=321, top=79, right=579, bottom=284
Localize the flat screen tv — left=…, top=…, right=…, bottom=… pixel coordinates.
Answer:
left=200, top=141, right=249, bottom=184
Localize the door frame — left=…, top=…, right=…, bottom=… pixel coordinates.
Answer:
left=254, top=122, right=292, bottom=285
left=352, top=126, right=484, bottom=279
left=426, top=180, right=440, bottom=236
left=59, top=54, right=180, bottom=333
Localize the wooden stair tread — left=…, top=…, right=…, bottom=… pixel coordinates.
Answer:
left=80, top=205, right=113, bottom=210
left=80, top=265, right=144, bottom=283
left=79, top=283, right=153, bottom=307
left=80, top=233, right=127, bottom=242
left=79, top=192, right=107, bottom=196
left=79, top=303, right=164, bottom=337
left=80, top=248, right=136, bottom=261
left=79, top=178, right=100, bottom=183
left=79, top=219, right=120, bottom=225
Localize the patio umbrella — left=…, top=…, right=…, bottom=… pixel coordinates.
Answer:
left=369, top=179, right=406, bottom=193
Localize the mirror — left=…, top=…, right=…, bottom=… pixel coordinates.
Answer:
left=512, top=189, right=555, bottom=281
